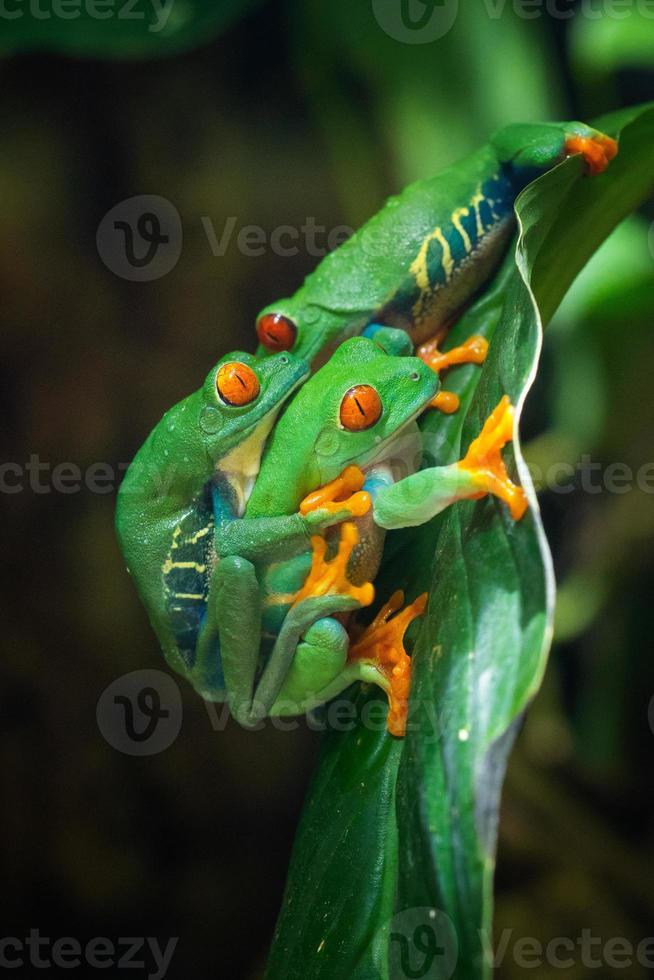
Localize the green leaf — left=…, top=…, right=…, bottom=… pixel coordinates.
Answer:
left=264, top=686, right=403, bottom=980
left=266, top=104, right=654, bottom=980
left=0, top=0, right=260, bottom=59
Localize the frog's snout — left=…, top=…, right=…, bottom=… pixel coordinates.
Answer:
left=273, top=350, right=311, bottom=388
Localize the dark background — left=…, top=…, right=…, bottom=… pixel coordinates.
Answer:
left=1, top=2, right=653, bottom=977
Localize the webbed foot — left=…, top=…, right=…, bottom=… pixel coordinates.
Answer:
left=564, top=132, right=618, bottom=175
left=293, top=521, right=375, bottom=608
left=457, top=395, right=528, bottom=520
left=299, top=465, right=371, bottom=519
left=349, top=590, right=428, bottom=737
left=418, top=334, right=489, bottom=373
left=418, top=335, right=489, bottom=414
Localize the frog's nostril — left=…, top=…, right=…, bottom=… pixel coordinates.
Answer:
left=280, top=355, right=290, bottom=365
left=410, top=371, right=420, bottom=381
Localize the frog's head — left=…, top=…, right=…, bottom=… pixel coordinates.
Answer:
left=255, top=297, right=349, bottom=369
left=199, top=350, right=308, bottom=457
left=278, top=337, right=440, bottom=494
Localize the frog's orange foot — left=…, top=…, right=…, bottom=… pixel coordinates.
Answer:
left=565, top=133, right=618, bottom=175
left=457, top=395, right=528, bottom=521
left=293, top=521, right=374, bottom=608
left=299, top=464, right=371, bottom=519
left=418, top=334, right=489, bottom=374
left=418, top=336, right=489, bottom=415
left=349, top=590, right=428, bottom=737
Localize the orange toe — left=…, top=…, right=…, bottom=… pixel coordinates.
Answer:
left=349, top=590, right=428, bottom=736
left=458, top=395, right=528, bottom=521
left=430, top=390, right=460, bottom=414
left=293, top=521, right=374, bottom=608
left=300, top=465, right=371, bottom=519
left=565, top=133, right=618, bottom=176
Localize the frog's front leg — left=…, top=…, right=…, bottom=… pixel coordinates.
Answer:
left=418, top=334, right=490, bottom=414
left=374, top=395, right=529, bottom=528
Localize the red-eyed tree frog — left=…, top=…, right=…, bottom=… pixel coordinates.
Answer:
left=191, top=338, right=527, bottom=735
left=253, top=121, right=617, bottom=373
left=115, top=351, right=364, bottom=684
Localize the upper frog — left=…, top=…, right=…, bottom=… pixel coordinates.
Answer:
left=253, top=121, right=617, bottom=365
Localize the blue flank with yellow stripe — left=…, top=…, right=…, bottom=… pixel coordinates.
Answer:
left=161, top=475, right=243, bottom=690
left=390, top=170, right=516, bottom=329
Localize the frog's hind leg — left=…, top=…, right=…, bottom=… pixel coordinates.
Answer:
left=191, top=554, right=262, bottom=723
left=251, top=593, right=363, bottom=723
left=491, top=121, right=618, bottom=178
left=349, top=590, right=428, bottom=737
left=196, top=521, right=376, bottom=728
left=259, top=519, right=380, bottom=720
left=269, top=616, right=351, bottom=717
left=274, top=590, right=430, bottom=737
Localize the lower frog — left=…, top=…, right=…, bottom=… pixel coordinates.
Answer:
left=193, top=338, right=527, bottom=735
left=115, top=350, right=364, bottom=685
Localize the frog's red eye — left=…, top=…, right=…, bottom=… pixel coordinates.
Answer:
left=216, top=362, right=260, bottom=406
left=340, top=385, right=382, bottom=431
left=256, top=313, right=297, bottom=352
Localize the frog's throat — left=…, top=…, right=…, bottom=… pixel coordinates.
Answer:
left=343, top=412, right=428, bottom=480
left=215, top=409, right=280, bottom=517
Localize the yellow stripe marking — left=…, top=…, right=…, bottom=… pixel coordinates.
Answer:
left=188, top=525, right=212, bottom=544
left=410, top=225, right=454, bottom=323
left=410, top=225, right=454, bottom=289
left=163, top=559, right=207, bottom=574
left=451, top=206, right=473, bottom=253
left=470, top=185, right=486, bottom=238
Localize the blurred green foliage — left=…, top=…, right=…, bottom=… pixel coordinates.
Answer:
left=1, top=2, right=653, bottom=979
left=0, top=0, right=262, bottom=57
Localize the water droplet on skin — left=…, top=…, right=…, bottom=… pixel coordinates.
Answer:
left=200, top=406, right=223, bottom=434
